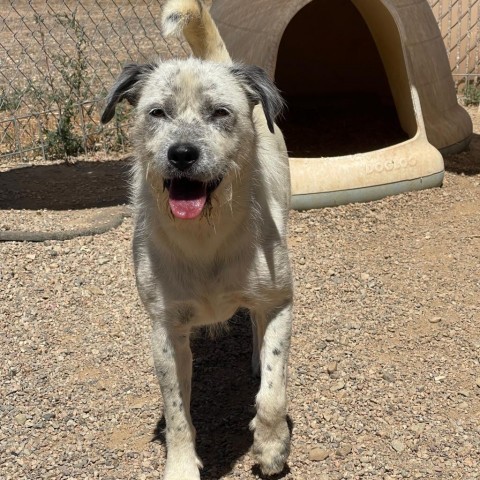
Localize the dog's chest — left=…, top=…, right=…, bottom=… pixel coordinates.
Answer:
left=189, top=290, right=244, bottom=326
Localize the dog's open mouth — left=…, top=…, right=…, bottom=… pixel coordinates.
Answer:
left=164, top=177, right=222, bottom=219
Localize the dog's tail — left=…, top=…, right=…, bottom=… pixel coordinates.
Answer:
left=161, top=0, right=231, bottom=63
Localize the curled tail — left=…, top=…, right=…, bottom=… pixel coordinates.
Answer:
left=161, top=0, right=232, bottom=63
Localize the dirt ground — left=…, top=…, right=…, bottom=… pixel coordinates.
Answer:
left=1, top=108, right=479, bottom=480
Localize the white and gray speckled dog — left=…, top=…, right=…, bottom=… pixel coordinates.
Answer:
left=101, top=1, right=293, bottom=478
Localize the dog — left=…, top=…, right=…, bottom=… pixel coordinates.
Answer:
left=101, top=1, right=293, bottom=478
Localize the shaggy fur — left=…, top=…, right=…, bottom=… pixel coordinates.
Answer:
left=101, top=1, right=293, bottom=478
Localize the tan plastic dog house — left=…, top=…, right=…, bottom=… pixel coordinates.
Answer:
left=210, top=0, right=473, bottom=208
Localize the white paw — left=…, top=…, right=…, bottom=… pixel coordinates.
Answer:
left=250, top=415, right=290, bottom=475
left=163, top=452, right=202, bottom=480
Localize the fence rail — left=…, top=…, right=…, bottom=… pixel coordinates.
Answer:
left=0, top=0, right=479, bottom=164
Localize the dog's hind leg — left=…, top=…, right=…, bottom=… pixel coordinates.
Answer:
left=151, top=323, right=202, bottom=480
left=249, top=302, right=292, bottom=475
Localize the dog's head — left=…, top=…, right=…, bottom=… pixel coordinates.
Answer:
left=101, top=58, right=283, bottom=220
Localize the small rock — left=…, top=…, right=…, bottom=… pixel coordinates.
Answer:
left=327, top=269, right=335, bottom=277
left=26, top=254, right=36, bottom=260
left=475, top=378, right=480, bottom=388
left=360, top=273, right=370, bottom=281
left=330, top=380, right=345, bottom=392
left=336, top=444, right=352, bottom=458
left=317, top=341, right=327, bottom=351
left=298, top=257, right=306, bottom=265
left=323, top=412, right=333, bottom=422
left=382, top=372, right=395, bottom=383
left=391, top=439, right=406, bottom=453
left=308, top=447, right=330, bottom=462
left=326, top=362, right=337, bottom=375
left=98, top=257, right=109, bottom=265
left=15, top=414, right=27, bottom=425
left=458, top=389, right=470, bottom=397
left=87, top=285, right=103, bottom=295
left=429, top=316, right=442, bottom=324
left=434, top=375, right=446, bottom=382
left=411, top=424, right=425, bottom=436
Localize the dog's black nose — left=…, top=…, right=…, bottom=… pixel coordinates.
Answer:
left=167, top=143, right=200, bottom=171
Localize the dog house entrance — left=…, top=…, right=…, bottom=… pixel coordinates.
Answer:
left=276, top=0, right=409, bottom=157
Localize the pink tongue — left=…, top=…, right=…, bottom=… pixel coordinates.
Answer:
left=168, top=178, right=207, bottom=219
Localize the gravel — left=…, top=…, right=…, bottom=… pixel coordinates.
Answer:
left=1, top=108, right=479, bottom=479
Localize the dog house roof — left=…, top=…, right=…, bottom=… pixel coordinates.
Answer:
left=211, top=0, right=472, bottom=152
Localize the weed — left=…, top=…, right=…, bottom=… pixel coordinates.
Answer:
left=34, top=11, right=90, bottom=161
left=0, top=87, right=25, bottom=113
left=463, top=84, right=480, bottom=106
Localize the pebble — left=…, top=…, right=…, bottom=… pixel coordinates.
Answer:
left=330, top=380, right=346, bottom=392
left=391, top=439, right=406, bottom=453
left=336, top=444, right=352, bottom=457
left=429, top=316, right=442, bottom=323
left=411, top=424, right=425, bottom=436
left=382, top=372, right=395, bottom=383
left=298, top=257, right=306, bottom=265
left=308, top=447, right=330, bottom=461
left=87, top=285, right=103, bottom=295
left=326, top=362, right=338, bottom=375
left=476, top=378, right=480, bottom=388
left=360, top=273, right=370, bottom=281
left=14, top=414, right=27, bottom=426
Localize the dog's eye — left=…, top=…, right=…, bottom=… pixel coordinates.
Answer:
left=149, top=108, right=166, bottom=118
left=212, top=107, right=231, bottom=119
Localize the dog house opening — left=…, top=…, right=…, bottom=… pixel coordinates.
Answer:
left=275, top=0, right=411, bottom=157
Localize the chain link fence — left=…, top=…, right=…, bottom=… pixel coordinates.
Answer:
left=0, top=1, right=188, bottom=164
left=1, top=1, right=479, bottom=165
left=430, top=0, right=480, bottom=92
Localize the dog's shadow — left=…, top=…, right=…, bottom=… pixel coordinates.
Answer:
left=152, top=313, right=291, bottom=479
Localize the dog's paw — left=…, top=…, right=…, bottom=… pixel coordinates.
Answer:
left=250, top=415, right=290, bottom=476
left=161, top=0, right=202, bottom=37
left=163, top=452, right=202, bottom=480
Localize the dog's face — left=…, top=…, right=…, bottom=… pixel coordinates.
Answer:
left=102, top=59, right=283, bottom=220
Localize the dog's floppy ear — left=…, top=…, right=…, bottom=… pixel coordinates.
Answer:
left=101, top=63, right=156, bottom=124
left=230, top=64, right=284, bottom=134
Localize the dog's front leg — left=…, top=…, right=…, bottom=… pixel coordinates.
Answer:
left=151, top=323, right=202, bottom=480
left=250, top=302, right=292, bottom=475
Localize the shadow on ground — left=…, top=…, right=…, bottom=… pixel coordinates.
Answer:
left=152, top=314, right=292, bottom=480
left=0, top=159, right=131, bottom=210
left=443, top=133, right=480, bottom=175
left=1, top=130, right=478, bottom=212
